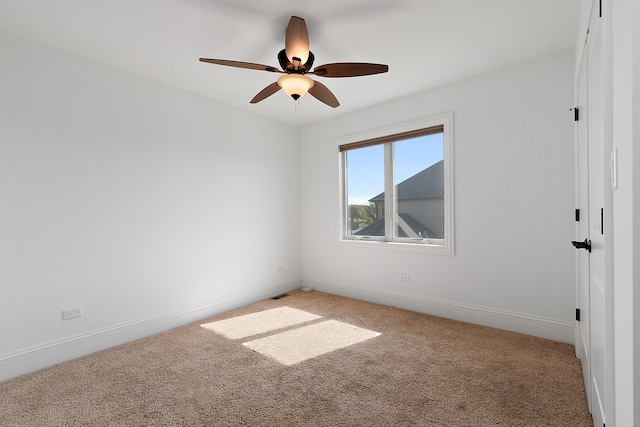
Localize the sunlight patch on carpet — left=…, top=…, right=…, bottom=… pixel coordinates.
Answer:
left=243, top=319, right=381, bottom=366
left=200, top=307, right=321, bottom=339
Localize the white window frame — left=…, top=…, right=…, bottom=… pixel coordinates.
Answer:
left=336, top=113, right=455, bottom=255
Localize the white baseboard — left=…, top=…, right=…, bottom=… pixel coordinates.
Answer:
left=0, top=280, right=300, bottom=383
left=2, top=278, right=574, bottom=383
left=302, top=277, right=574, bottom=344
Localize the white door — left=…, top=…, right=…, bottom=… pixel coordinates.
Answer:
left=575, top=42, right=591, bottom=411
left=576, top=2, right=606, bottom=425
left=587, top=5, right=606, bottom=423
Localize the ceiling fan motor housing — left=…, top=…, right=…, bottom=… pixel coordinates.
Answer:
left=278, top=49, right=314, bottom=73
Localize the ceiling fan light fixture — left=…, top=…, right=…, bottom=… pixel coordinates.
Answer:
left=277, top=74, right=315, bottom=100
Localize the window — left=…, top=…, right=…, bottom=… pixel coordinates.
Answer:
left=337, top=114, right=454, bottom=254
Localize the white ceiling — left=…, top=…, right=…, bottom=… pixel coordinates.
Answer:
left=0, top=0, right=581, bottom=126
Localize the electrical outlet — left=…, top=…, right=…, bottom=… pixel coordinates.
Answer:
left=400, top=274, right=410, bottom=282
left=62, top=307, right=83, bottom=320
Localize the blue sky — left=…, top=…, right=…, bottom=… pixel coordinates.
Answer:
left=346, top=134, right=443, bottom=205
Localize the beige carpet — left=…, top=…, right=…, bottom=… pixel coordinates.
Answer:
left=0, top=290, right=592, bottom=426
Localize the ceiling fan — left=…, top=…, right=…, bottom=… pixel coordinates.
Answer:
left=199, top=16, right=388, bottom=108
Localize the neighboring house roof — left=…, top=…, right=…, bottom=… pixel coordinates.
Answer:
left=370, top=159, right=444, bottom=202
left=354, top=213, right=439, bottom=238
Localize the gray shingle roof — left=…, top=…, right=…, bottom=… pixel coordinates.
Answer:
left=370, top=160, right=444, bottom=202
left=353, top=213, right=440, bottom=238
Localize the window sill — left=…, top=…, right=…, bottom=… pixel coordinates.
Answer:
left=337, top=238, right=454, bottom=256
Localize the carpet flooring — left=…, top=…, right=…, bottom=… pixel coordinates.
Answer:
left=0, top=290, right=592, bottom=426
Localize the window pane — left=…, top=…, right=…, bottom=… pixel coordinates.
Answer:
left=393, top=134, right=444, bottom=240
left=345, top=145, right=384, bottom=236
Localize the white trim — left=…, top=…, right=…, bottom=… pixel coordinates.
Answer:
left=0, top=280, right=300, bottom=382
left=334, top=112, right=455, bottom=255
left=302, top=277, right=574, bottom=344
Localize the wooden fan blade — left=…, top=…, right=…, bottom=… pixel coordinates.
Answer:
left=250, top=82, right=282, bottom=104
left=285, top=16, right=310, bottom=65
left=308, top=80, right=340, bottom=108
left=199, top=58, right=281, bottom=73
left=312, top=63, right=389, bottom=78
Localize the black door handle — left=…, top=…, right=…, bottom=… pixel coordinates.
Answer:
left=571, top=238, right=591, bottom=252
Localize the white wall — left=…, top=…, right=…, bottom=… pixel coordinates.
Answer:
left=299, top=52, right=576, bottom=343
left=0, top=31, right=300, bottom=380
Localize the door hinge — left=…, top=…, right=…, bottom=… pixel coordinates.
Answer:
left=599, top=0, right=602, bottom=17
left=574, top=107, right=579, bottom=121
left=601, top=208, right=604, bottom=234
left=576, top=308, right=581, bottom=322
left=575, top=209, right=580, bottom=222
